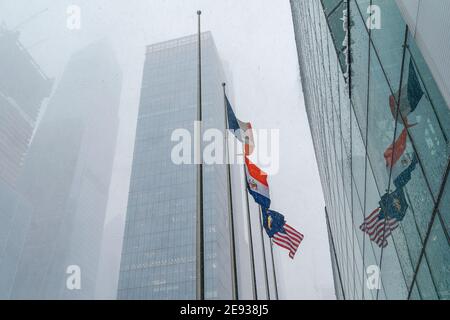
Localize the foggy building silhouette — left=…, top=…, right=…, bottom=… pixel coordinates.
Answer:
left=9, top=40, right=122, bottom=299
left=0, top=25, right=52, bottom=298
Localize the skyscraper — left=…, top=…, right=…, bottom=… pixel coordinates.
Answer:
left=290, top=0, right=450, bottom=299
left=0, top=25, right=53, bottom=188
left=0, top=25, right=52, bottom=299
left=117, top=32, right=234, bottom=299
left=9, top=40, right=122, bottom=299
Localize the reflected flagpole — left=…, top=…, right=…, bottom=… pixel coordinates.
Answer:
left=222, top=83, right=239, bottom=300
left=258, top=206, right=271, bottom=299
left=195, top=10, right=204, bottom=300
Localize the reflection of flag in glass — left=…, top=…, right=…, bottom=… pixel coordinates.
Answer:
left=226, top=95, right=255, bottom=155
left=359, top=188, right=408, bottom=248
left=383, top=123, right=416, bottom=168
left=389, top=61, right=424, bottom=123
left=393, top=153, right=418, bottom=189
left=244, top=156, right=271, bottom=209
left=384, top=126, right=407, bottom=168
left=262, top=208, right=304, bottom=259
left=379, top=187, right=408, bottom=221
left=359, top=207, right=399, bottom=248
left=385, top=61, right=423, bottom=168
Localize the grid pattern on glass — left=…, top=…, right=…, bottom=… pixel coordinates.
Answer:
left=290, top=0, right=450, bottom=299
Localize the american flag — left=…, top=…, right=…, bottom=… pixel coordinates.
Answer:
left=272, top=224, right=304, bottom=259
left=359, top=207, right=399, bottom=248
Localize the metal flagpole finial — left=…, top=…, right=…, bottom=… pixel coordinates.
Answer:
left=197, top=10, right=202, bottom=15
left=222, top=82, right=226, bottom=87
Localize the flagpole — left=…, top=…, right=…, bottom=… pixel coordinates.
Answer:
left=195, top=10, right=204, bottom=300
left=269, top=240, right=279, bottom=300
left=258, top=206, right=271, bottom=299
left=222, top=83, right=239, bottom=300
left=243, top=166, right=258, bottom=300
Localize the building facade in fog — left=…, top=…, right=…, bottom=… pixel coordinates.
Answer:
left=9, top=41, right=122, bottom=299
left=0, top=26, right=53, bottom=188
left=0, top=25, right=53, bottom=298
left=291, top=0, right=449, bottom=299
left=118, top=33, right=235, bottom=299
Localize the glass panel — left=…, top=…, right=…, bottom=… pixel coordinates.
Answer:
left=438, top=177, right=450, bottom=232
left=390, top=216, right=422, bottom=291
left=353, top=247, right=364, bottom=299
left=364, top=165, right=383, bottom=260
left=322, top=0, right=344, bottom=16
left=407, top=29, right=450, bottom=139
left=367, top=0, right=406, bottom=93
left=422, top=217, right=450, bottom=299
left=366, top=44, right=396, bottom=192
left=409, top=282, right=421, bottom=300
left=343, top=197, right=355, bottom=298
left=326, top=0, right=348, bottom=70
left=379, top=238, right=409, bottom=299
left=400, top=48, right=450, bottom=198
left=414, top=254, right=439, bottom=300
left=350, top=0, right=370, bottom=141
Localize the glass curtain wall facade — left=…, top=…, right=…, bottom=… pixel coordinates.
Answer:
left=291, top=0, right=449, bottom=299
left=118, top=33, right=233, bottom=299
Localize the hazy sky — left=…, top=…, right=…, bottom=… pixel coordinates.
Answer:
left=1, top=0, right=334, bottom=299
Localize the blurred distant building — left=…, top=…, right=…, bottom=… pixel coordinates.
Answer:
left=290, top=0, right=450, bottom=299
left=0, top=25, right=53, bottom=187
left=9, top=40, right=122, bottom=299
left=0, top=25, right=52, bottom=298
left=95, top=213, right=126, bottom=299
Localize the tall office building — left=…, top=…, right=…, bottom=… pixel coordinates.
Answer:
left=290, top=0, right=449, bottom=299
left=0, top=26, right=53, bottom=188
left=0, top=26, right=52, bottom=298
left=118, top=33, right=234, bottom=299
left=10, top=40, right=122, bottom=299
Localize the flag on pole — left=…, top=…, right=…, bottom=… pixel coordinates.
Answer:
left=244, top=156, right=271, bottom=208
left=226, top=95, right=255, bottom=155
left=262, top=208, right=304, bottom=259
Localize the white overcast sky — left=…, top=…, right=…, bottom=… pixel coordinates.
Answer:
left=1, top=0, right=335, bottom=299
